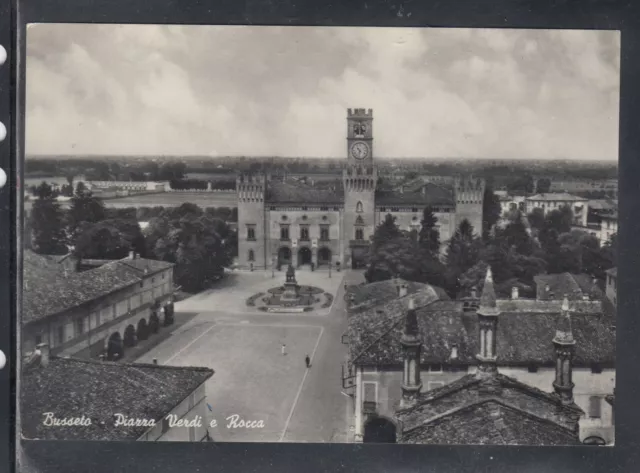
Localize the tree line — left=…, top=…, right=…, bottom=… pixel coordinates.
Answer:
left=27, top=182, right=237, bottom=292
left=365, top=193, right=616, bottom=299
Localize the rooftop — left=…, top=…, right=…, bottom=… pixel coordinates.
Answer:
left=347, top=297, right=614, bottom=367
left=375, top=182, right=455, bottom=206
left=396, top=371, right=582, bottom=445
left=23, top=251, right=174, bottom=325
left=526, top=193, right=588, bottom=202
left=266, top=180, right=344, bottom=204
left=534, top=273, right=603, bottom=301
left=21, top=355, right=213, bottom=441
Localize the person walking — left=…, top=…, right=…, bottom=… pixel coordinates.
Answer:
left=281, top=344, right=287, bottom=356
left=305, top=354, right=311, bottom=368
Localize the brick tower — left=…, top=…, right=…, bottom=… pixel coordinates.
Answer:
left=236, top=173, right=267, bottom=269
left=454, top=176, right=485, bottom=236
left=343, top=108, right=377, bottom=269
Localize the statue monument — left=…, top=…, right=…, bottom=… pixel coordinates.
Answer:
left=281, top=264, right=301, bottom=303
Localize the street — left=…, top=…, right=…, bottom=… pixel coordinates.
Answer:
left=135, top=269, right=365, bottom=443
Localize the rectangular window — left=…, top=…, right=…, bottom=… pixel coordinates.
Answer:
left=301, top=206, right=308, bottom=211
left=320, top=226, right=330, bottom=241
left=320, top=206, right=328, bottom=211
left=246, top=225, right=256, bottom=241
left=333, top=207, right=340, bottom=211
left=411, top=207, right=418, bottom=212
left=527, top=365, right=539, bottom=373
left=362, top=366, right=377, bottom=374
left=57, top=325, right=65, bottom=345
left=391, top=207, right=400, bottom=212
left=591, top=364, right=603, bottom=374
left=363, top=382, right=377, bottom=403
left=355, top=228, right=364, bottom=240
left=428, top=364, right=443, bottom=373
left=589, top=396, right=602, bottom=418
left=300, top=226, right=310, bottom=240
left=75, top=317, right=85, bottom=335
left=379, top=207, right=386, bottom=212
left=427, top=381, right=445, bottom=391
left=280, top=225, right=290, bottom=241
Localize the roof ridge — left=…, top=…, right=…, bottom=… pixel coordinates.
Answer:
left=401, top=397, right=577, bottom=437
left=52, top=356, right=214, bottom=374
left=494, top=373, right=583, bottom=413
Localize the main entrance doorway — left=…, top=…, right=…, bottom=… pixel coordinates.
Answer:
left=297, top=247, right=312, bottom=266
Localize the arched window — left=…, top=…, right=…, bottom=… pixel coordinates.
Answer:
left=248, top=250, right=255, bottom=262
left=356, top=201, right=364, bottom=213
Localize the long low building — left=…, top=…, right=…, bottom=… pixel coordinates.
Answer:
left=22, top=250, right=176, bottom=361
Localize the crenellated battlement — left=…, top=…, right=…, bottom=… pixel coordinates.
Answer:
left=343, top=165, right=377, bottom=192
left=236, top=173, right=266, bottom=203
left=454, top=176, right=485, bottom=204
left=348, top=108, right=373, bottom=118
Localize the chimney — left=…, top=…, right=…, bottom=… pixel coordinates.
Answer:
left=129, top=251, right=135, bottom=260
left=36, top=343, right=50, bottom=368
left=476, top=267, right=500, bottom=372
left=400, top=298, right=422, bottom=406
left=511, top=286, right=519, bottom=300
left=553, top=296, right=576, bottom=405
left=398, top=284, right=408, bottom=298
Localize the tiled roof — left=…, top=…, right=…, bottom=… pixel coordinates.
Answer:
left=396, top=372, right=581, bottom=445
left=23, top=251, right=174, bottom=325
left=526, top=193, right=587, bottom=202
left=21, top=356, right=214, bottom=441
left=347, top=278, right=446, bottom=310
left=266, top=181, right=344, bottom=204
left=348, top=299, right=614, bottom=367
left=375, top=182, right=455, bottom=206
left=534, top=273, right=603, bottom=301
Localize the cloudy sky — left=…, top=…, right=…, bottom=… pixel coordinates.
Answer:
left=26, top=25, right=620, bottom=161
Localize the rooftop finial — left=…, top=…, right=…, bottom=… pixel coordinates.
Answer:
left=478, top=267, right=499, bottom=316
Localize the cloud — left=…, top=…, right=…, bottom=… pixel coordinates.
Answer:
left=25, top=25, right=620, bottom=161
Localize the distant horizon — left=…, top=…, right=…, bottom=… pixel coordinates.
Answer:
left=26, top=154, right=619, bottom=165
left=27, top=26, right=620, bottom=161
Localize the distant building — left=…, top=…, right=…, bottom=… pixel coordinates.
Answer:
left=605, top=268, right=617, bottom=307
left=22, top=250, right=176, bottom=361
left=21, top=345, right=214, bottom=441
left=345, top=272, right=615, bottom=444
left=525, top=193, right=589, bottom=227
left=598, top=212, right=618, bottom=246
left=236, top=108, right=485, bottom=270
left=548, top=178, right=618, bottom=196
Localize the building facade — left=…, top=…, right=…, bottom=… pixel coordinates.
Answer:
left=237, top=108, right=485, bottom=270
left=23, top=251, right=176, bottom=361
left=524, top=193, right=589, bottom=227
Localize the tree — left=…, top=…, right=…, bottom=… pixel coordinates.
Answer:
left=30, top=183, right=68, bottom=255
left=482, top=188, right=502, bottom=239
left=445, top=219, right=482, bottom=280
left=370, top=213, right=402, bottom=254
left=527, top=208, right=546, bottom=232
left=418, top=206, right=440, bottom=256
left=506, top=174, right=534, bottom=194
left=145, top=209, right=234, bottom=292
left=67, top=187, right=106, bottom=242
left=73, top=219, right=146, bottom=260
left=536, top=178, right=551, bottom=193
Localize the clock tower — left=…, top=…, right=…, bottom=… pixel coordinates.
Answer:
left=347, top=108, right=374, bottom=167
left=343, top=108, right=377, bottom=269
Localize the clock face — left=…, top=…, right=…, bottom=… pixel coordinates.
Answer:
left=350, top=142, right=370, bottom=160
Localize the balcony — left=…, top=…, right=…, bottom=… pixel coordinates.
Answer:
left=349, top=239, right=370, bottom=247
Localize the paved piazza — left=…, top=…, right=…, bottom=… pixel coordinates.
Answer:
left=136, top=269, right=365, bottom=443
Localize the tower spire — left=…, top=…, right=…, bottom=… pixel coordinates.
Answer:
left=400, top=298, right=422, bottom=407
left=553, top=296, right=576, bottom=405
left=476, top=267, right=500, bottom=372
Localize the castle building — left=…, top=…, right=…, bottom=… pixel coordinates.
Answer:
left=236, top=108, right=485, bottom=270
